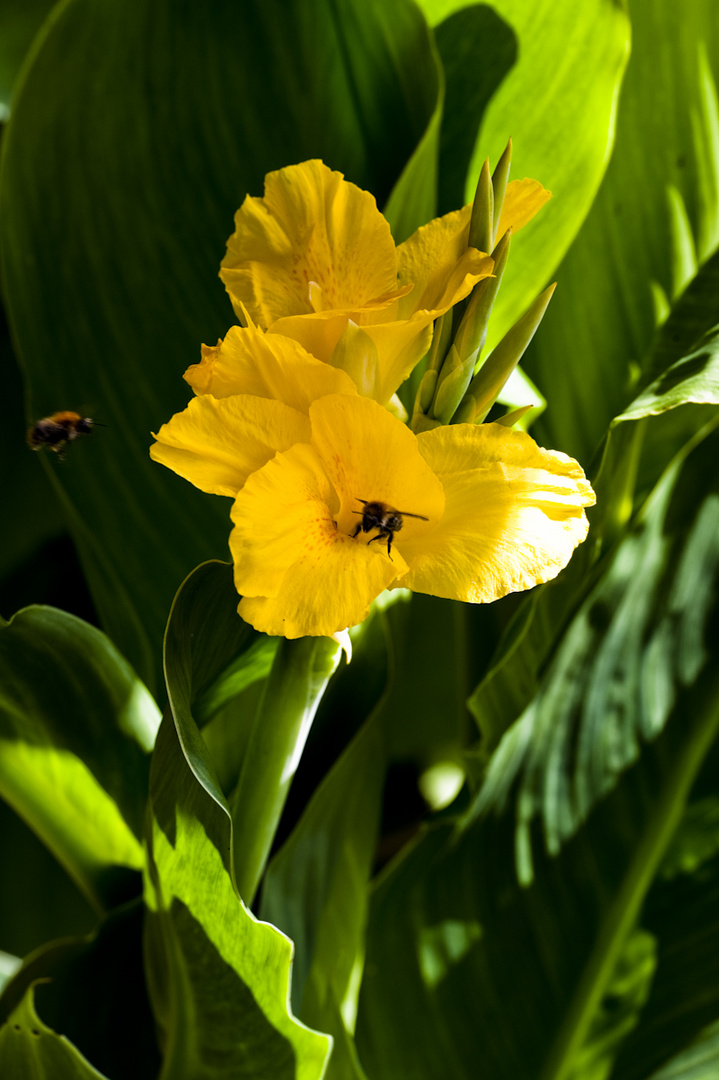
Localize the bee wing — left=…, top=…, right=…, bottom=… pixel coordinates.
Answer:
left=395, top=510, right=430, bottom=520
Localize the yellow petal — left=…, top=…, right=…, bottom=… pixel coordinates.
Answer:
left=183, top=324, right=357, bottom=409
left=308, top=394, right=445, bottom=544
left=150, top=394, right=310, bottom=496
left=495, top=178, right=552, bottom=242
left=399, top=423, right=594, bottom=602
left=220, top=160, right=398, bottom=328
left=270, top=312, right=432, bottom=406
left=396, top=206, right=494, bottom=317
left=230, top=443, right=402, bottom=637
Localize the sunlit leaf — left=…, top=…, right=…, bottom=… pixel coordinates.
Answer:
left=0, top=606, right=159, bottom=911
left=474, top=417, right=719, bottom=874
left=147, top=559, right=338, bottom=1077
left=527, top=0, right=719, bottom=463
left=418, top=0, right=630, bottom=351
left=469, top=311, right=719, bottom=761
left=145, top=715, right=331, bottom=1080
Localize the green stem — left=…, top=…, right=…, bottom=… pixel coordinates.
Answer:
left=230, top=636, right=341, bottom=904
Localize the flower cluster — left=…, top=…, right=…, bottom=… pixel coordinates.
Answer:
left=151, top=159, right=595, bottom=638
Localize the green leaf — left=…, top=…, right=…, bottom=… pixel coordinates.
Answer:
left=0, top=0, right=55, bottom=115
left=0, top=901, right=160, bottom=1080
left=474, top=417, right=719, bottom=873
left=617, top=328, right=719, bottom=422
left=150, top=559, right=336, bottom=1077
left=0, top=0, right=442, bottom=692
left=145, top=715, right=331, bottom=1080
left=645, top=245, right=719, bottom=379
left=355, top=651, right=719, bottom=1080
left=0, top=954, right=21, bottom=996
left=0, top=982, right=108, bottom=1079
left=469, top=307, right=719, bottom=762
left=611, top=844, right=719, bottom=1079
left=379, top=7, right=443, bottom=242
left=435, top=4, right=517, bottom=216
left=0, top=606, right=159, bottom=911
left=418, top=0, right=630, bottom=351
left=527, top=0, right=719, bottom=463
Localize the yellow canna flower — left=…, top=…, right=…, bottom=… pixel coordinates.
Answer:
left=219, top=160, right=509, bottom=407
left=150, top=325, right=356, bottom=496
left=225, top=395, right=595, bottom=639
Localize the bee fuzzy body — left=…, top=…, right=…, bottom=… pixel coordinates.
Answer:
left=27, top=412, right=95, bottom=458
left=351, top=498, right=429, bottom=559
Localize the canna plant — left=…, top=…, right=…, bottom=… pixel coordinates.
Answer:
left=1, top=2, right=719, bottom=1080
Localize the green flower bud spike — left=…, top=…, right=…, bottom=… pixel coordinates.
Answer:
left=410, top=309, right=454, bottom=431
left=468, top=158, right=494, bottom=255
left=452, top=281, right=557, bottom=426
left=490, top=138, right=512, bottom=247
left=494, top=403, right=534, bottom=428
left=428, top=229, right=512, bottom=426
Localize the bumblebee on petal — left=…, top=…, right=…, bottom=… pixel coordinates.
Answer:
left=351, top=498, right=429, bottom=559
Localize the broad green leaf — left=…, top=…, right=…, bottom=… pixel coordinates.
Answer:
left=611, top=844, right=719, bottom=1080
left=149, top=559, right=338, bottom=1076
left=145, top=714, right=331, bottom=1080
left=434, top=4, right=517, bottom=216
left=418, top=0, right=630, bottom=350
left=0, top=0, right=442, bottom=692
left=0, top=606, right=159, bottom=911
left=0, top=318, right=64, bottom=587
left=474, top=417, right=719, bottom=873
left=469, top=312, right=719, bottom=762
left=380, top=9, right=442, bottom=241
left=645, top=1022, right=719, bottom=1080
left=0, top=953, right=21, bottom=995
left=0, top=0, right=55, bottom=115
left=528, top=0, right=719, bottom=463
left=0, top=982, right=107, bottom=1079
left=261, top=609, right=393, bottom=1080
left=617, top=328, right=719, bottom=422
left=355, top=648, right=719, bottom=1080
left=0, top=901, right=160, bottom=1080
left=646, top=245, right=719, bottom=379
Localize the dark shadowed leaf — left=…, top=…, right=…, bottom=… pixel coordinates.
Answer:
left=0, top=0, right=441, bottom=693
left=355, top=643, right=719, bottom=1080
left=0, top=982, right=108, bottom=1079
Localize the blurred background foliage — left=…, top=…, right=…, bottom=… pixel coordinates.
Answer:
left=1, top=1, right=719, bottom=1078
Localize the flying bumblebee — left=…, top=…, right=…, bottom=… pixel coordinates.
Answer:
left=351, top=498, right=429, bottom=559
left=27, top=411, right=96, bottom=459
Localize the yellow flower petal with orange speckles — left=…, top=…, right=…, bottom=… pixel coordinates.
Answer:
left=150, top=394, right=310, bottom=497
left=183, top=324, right=357, bottom=409
left=307, top=395, right=445, bottom=541
left=230, top=443, right=403, bottom=637
left=220, top=160, right=398, bottom=329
